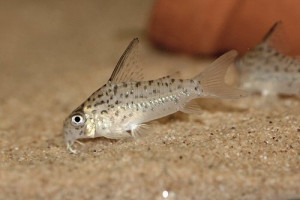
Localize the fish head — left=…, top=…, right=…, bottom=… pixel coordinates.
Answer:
left=63, top=107, right=95, bottom=153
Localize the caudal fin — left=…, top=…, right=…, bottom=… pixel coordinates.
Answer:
left=194, top=50, right=248, bottom=99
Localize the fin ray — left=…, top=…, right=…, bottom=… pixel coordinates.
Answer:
left=181, top=99, right=203, bottom=114
left=130, top=123, right=151, bottom=137
left=109, top=38, right=144, bottom=83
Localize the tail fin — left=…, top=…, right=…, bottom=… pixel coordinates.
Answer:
left=194, top=50, right=247, bottom=99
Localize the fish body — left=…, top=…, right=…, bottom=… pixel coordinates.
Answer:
left=63, top=38, right=244, bottom=153
left=237, top=21, right=300, bottom=96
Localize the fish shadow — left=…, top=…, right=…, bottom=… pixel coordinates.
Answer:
left=196, top=99, right=248, bottom=113
left=78, top=137, right=119, bottom=146
left=157, top=112, right=191, bottom=124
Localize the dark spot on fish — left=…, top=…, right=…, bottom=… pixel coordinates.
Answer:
left=174, top=98, right=179, bottom=103
left=165, top=82, right=169, bottom=86
left=92, top=98, right=95, bottom=101
left=98, top=94, right=103, bottom=98
left=87, top=97, right=91, bottom=101
left=194, top=87, right=198, bottom=91
left=183, top=89, right=188, bottom=95
left=149, top=80, right=153, bottom=85
left=153, top=89, right=157, bottom=94
left=105, top=91, right=109, bottom=96
left=79, top=131, right=83, bottom=135
left=130, top=90, right=134, bottom=94
left=123, top=83, right=128, bottom=87
left=87, top=105, right=91, bottom=109
left=106, top=100, right=109, bottom=103
left=115, top=111, right=119, bottom=116
left=257, top=46, right=264, bottom=51
left=144, top=85, right=147, bottom=90
left=120, top=93, right=123, bottom=98
left=115, top=100, right=119, bottom=105
left=177, top=85, right=182, bottom=89
left=110, top=105, right=114, bottom=108
left=110, top=96, right=113, bottom=100
left=101, top=110, right=108, bottom=114
left=171, top=79, right=175, bottom=83
left=190, top=80, right=194, bottom=83
left=179, top=79, right=183, bottom=83
left=94, top=100, right=105, bottom=107
left=108, top=89, right=112, bottom=93
left=113, top=85, right=118, bottom=95
left=274, top=52, right=279, bottom=56
left=125, top=94, right=129, bottom=98
left=135, top=82, right=141, bottom=87
left=298, top=69, right=300, bottom=73
left=157, top=82, right=160, bottom=86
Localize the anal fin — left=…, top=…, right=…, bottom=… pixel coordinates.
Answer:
left=180, top=99, right=203, bottom=114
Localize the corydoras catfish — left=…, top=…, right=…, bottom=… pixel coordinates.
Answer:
left=63, top=38, right=246, bottom=153
left=237, top=21, right=300, bottom=97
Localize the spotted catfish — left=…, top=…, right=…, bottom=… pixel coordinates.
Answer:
left=63, top=38, right=245, bottom=153
left=237, top=21, right=300, bottom=96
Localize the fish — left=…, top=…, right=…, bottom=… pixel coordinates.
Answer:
left=63, top=38, right=246, bottom=153
left=236, top=21, right=300, bottom=97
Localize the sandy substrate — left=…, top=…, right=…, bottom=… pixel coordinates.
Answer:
left=0, top=1, right=299, bottom=200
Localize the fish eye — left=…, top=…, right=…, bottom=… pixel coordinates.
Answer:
left=71, top=114, right=85, bottom=126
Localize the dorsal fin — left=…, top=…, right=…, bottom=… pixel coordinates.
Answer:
left=261, top=21, right=288, bottom=53
left=109, top=38, right=144, bottom=83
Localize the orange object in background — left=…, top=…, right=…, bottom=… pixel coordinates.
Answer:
left=148, top=0, right=300, bottom=56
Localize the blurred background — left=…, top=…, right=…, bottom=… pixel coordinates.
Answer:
left=149, top=0, right=300, bottom=56
left=1, top=0, right=299, bottom=114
